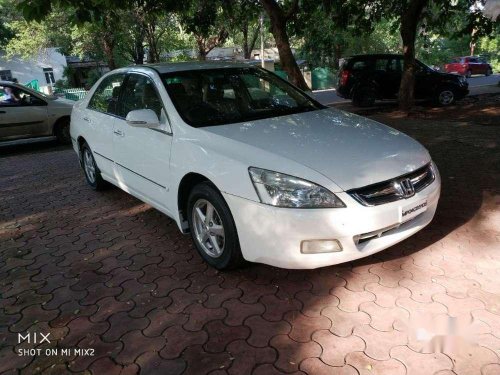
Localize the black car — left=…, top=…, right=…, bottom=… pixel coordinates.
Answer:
left=337, top=54, right=469, bottom=107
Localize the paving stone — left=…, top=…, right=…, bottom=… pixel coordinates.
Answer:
left=390, top=346, right=453, bottom=375
left=222, top=299, right=265, bottom=326
left=345, top=351, right=406, bottom=375
left=365, top=282, right=411, bottom=308
left=300, top=358, right=358, bottom=375
left=322, top=305, right=371, bottom=337
left=226, top=339, right=276, bottom=375
left=330, top=286, right=375, bottom=312
left=135, top=351, right=185, bottom=375
left=285, top=311, right=331, bottom=343
left=312, top=329, right=364, bottom=366
left=270, top=334, right=321, bottom=373
left=359, top=302, right=409, bottom=332
left=160, top=325, right=208, bottom=359
left=353, top=325, right=407, bottom=361
left=244, top=315, right=291, bottom=347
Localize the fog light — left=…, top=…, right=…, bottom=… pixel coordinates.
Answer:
left=300, top=239, right=342, bottom=254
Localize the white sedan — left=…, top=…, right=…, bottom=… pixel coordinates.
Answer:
left=0, top=81, right=73, bottom=144
left=70, top=62, right=441, bottom=270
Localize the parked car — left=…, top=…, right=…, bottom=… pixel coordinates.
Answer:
left=0, top=81, right=73, bottom=144
left=444, top=56, right=493, bottom=77
left=71, top=62, right=441, bottom=270
left=337, top=54, right=469, bottom=107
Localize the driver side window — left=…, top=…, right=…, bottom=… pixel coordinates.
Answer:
left=0, top=85, right=46, bottom=107
left=88, top=74, right=125, bottom=115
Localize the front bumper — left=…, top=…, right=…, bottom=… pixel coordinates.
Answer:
left=223, top=173, right=440, bottom=269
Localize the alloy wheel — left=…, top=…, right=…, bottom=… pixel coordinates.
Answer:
left=83, top=149, right=96, bottom=184
left=438, top=90, right=454, bottom=106
left=192, top=199, right=225, bottom=258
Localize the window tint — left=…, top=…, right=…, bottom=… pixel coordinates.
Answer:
left=351, top=60, right=370, bottom=71
left=468, top=57, right=477, bottom=63
left=375, top=59, right=389, bottom=72
left=0, top=85, right=45, bottom=106
left=387, top=58, right=402, bottom=72
left=88, top=74, right=125, bottom=115
left=118, top=74, right=165, bottom=121
left=161, top=67, right=323, bottom=128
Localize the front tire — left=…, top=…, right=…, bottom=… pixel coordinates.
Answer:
left=486, top=68, right=492, bottom=76
left=435, top=87, right=455, bottom=106
left=187, top=182, right=244, bottom=270
left=466, top=70, right=472, bottom=78
left=81, top=142, right=107, bottom=190
left=55, top=118, right=71, bottom=144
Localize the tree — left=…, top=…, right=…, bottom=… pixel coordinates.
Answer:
left=260, top=0, right=309, bottom=90
left=180, top=0, right=229, bottom=60
left=398, top=0, right=429, bottom=111
left=225, top=0, right=261, bottom=59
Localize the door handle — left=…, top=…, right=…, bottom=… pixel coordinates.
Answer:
left=113, top=129, right=124, bottom=137
left=0, top=111, right=5, bottom=114
left=83, top=117, right=91, bottom=122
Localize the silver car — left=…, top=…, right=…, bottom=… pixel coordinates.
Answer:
left=0, top=81, right=74, bottom=144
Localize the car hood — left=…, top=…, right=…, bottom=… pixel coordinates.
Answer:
left=202, top=108, right=431, bottom=191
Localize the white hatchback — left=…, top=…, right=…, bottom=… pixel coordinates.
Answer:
left=70, top=62, right=441, bottom=269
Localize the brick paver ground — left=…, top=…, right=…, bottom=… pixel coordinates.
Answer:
left=1, top=110, right=499, bottom=374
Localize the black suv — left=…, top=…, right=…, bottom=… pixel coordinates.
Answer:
left=337, top=54, right=469, bottom=107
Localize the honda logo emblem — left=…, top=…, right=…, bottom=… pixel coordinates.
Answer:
left=397, top=178, right=415, bottom=198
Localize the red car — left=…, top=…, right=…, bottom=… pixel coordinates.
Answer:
left=444, top=56, right=493, bottom=77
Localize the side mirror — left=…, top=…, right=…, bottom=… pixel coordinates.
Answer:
left=126, top=109, right=160, bottom=128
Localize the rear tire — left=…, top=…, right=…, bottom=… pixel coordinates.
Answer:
left=55, top=118, right=71, bottom=144
left=352, top=86, right=376, bottom=107
left=81, top=142, right=107, bottom=191
left=187, top=182, right=244, bottom=270
left=486, top=68, right=492, bottom=76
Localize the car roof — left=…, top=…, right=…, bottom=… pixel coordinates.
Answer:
left=125, top=61, right=254, bottom=74
left=346, top=54, right=403, bottom=60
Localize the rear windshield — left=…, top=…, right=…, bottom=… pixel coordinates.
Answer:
left=161, top=67, right=324, bottom=128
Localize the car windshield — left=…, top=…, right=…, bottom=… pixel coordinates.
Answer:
left=161, top=67, right=324, bottom=127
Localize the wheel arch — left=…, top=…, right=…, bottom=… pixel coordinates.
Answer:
left=177, top=172, right=219, bottom=233
left=76, top=136, right=87, bottom=165
left=52, top=115, right=71, bottom=135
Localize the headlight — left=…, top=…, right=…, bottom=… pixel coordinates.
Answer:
left=248, top=167, right=346, bottom=208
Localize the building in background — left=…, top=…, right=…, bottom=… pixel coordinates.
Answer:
left=0, top=48, right=67, bottom=93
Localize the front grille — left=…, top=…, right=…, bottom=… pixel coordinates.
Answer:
left=348, top=163, right=435, bottom=206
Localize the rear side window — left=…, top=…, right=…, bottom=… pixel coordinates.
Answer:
left=387, top=58, right=402, bottom=72
left=350, top=60, right=371, bottom=71
left=374, top=59, right=389, bottom=72
left=88, top=74, right=125, bottom=115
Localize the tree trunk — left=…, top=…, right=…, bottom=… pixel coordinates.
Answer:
left=102, top=38, right=116, bottom=70
left=242, top=22, right=250, bottom=59
left=333, top=43, right=342, bottom=68
left=398, top=0, right=428, bottom=112
left=260, top=0, right=309, bottom=90
left=133, top=34, right=145, bottom=64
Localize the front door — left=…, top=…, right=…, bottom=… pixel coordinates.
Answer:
left=84, top=73, right=125, bottom=178
left=0, top=85, right=48, bottom=141
left=112, top=72, right=173, bottom=212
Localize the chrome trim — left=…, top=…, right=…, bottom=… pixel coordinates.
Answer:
left=348, top=163, right=435, bottom=206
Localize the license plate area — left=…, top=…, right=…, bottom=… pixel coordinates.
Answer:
left=399, top=198, right=427, bottom=223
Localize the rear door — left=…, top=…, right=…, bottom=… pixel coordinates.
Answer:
left=383, top=57, right=402, bottom=99
left=0, top=85, right=48, bottom=141
left=84, top=73, right=125, bottom=178
left=112, top=72, right=173, bottom=211
left=468, top=57, right=479, bottom=74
